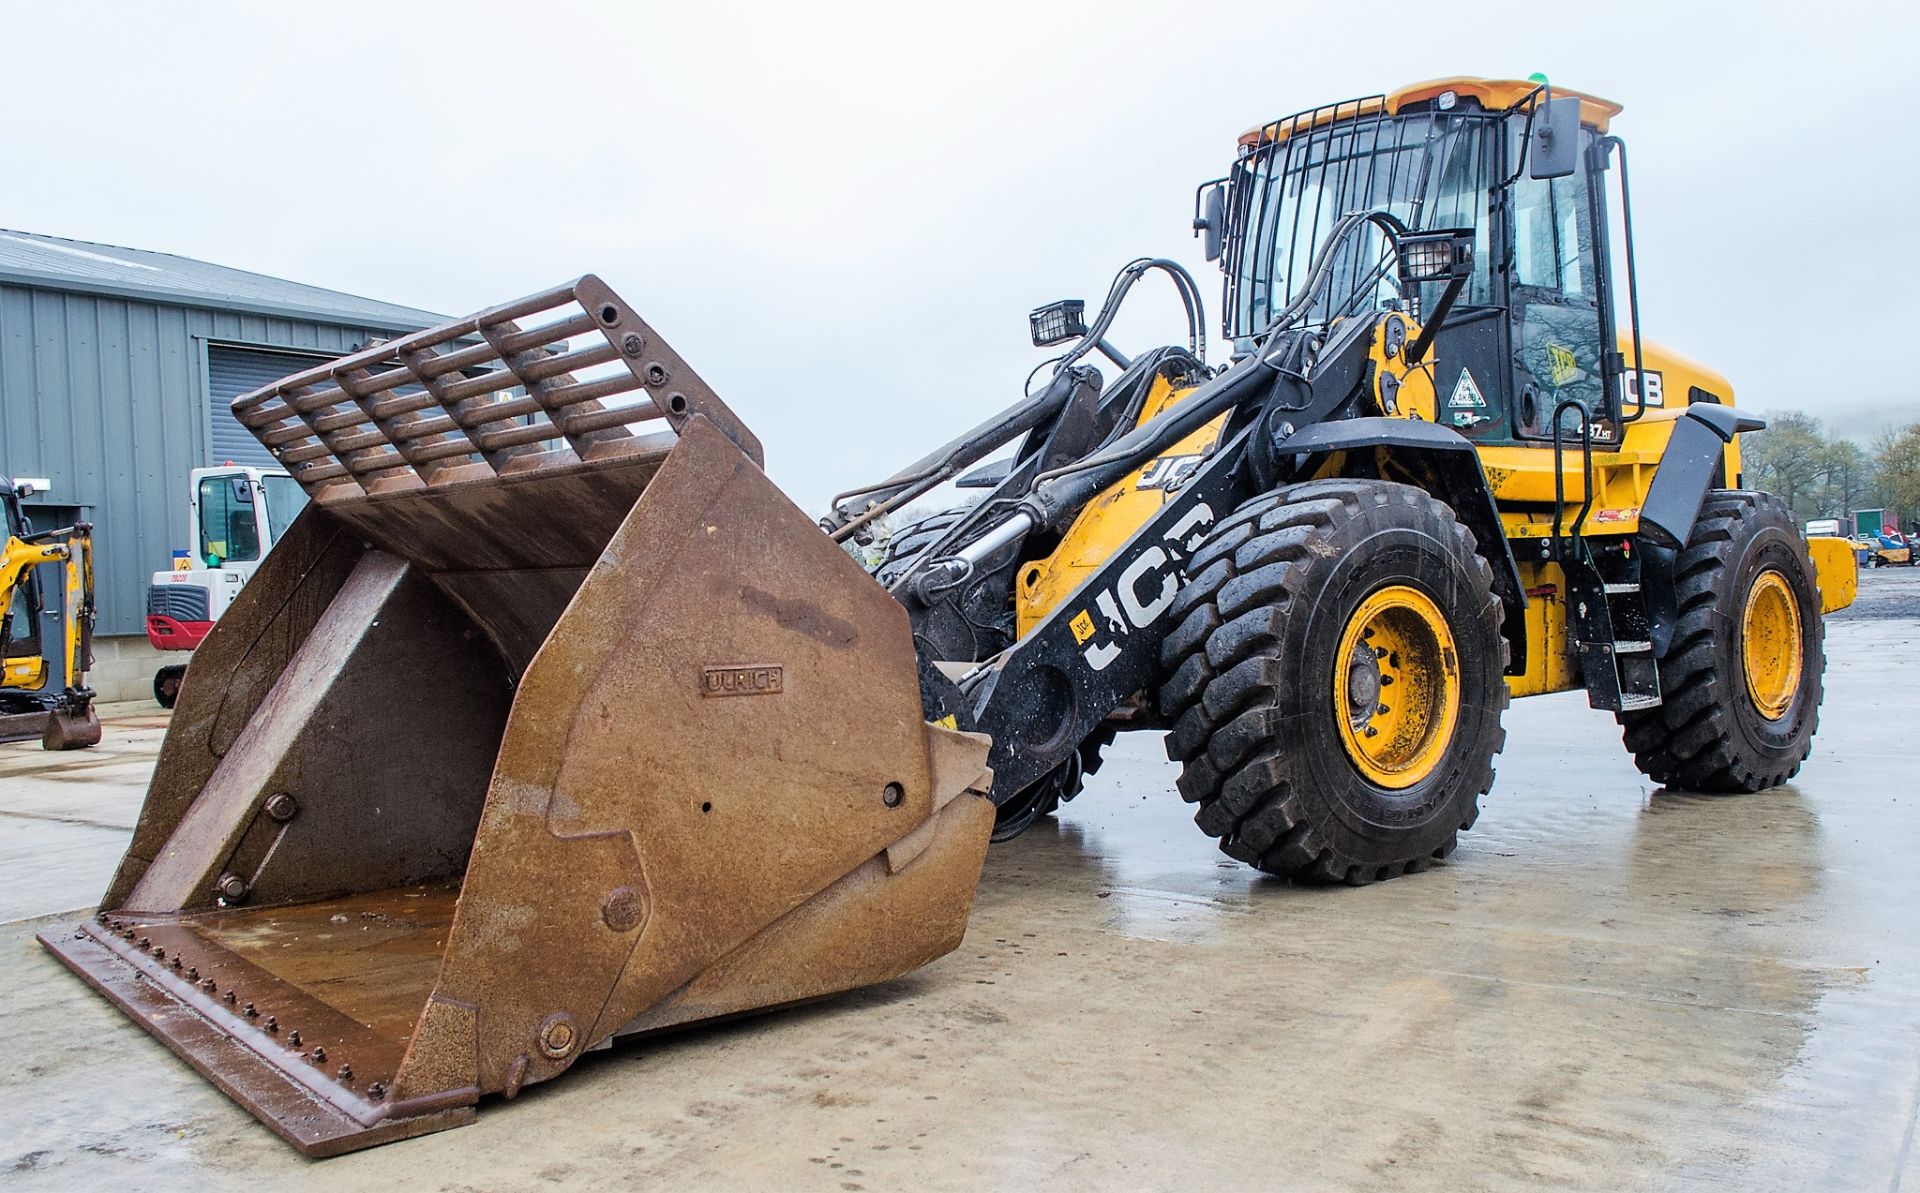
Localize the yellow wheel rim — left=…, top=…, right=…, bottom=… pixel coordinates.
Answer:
left=1332, top=584, right=1461, bottom=789
left=1741, top=570, right=1802, bottom=721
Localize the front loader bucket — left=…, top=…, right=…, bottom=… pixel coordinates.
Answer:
left=38, top=278, right=995, bottom=1156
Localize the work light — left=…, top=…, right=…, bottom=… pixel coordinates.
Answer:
left=1029, top=299, right=1088, bottom=348
left=1394, top=231, right=1476, bottom=286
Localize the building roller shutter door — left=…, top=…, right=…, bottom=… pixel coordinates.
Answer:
left=207, top=345, right=331, bottom=468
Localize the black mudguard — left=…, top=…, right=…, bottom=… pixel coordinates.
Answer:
left=1638, top=403, right=1767, bottom=551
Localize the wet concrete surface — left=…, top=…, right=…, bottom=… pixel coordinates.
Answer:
left=3, top=625, right=1918, bottom=1191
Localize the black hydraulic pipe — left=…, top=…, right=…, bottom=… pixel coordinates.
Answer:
left=824, top=365, right=1084, bottom=541
left=1020, top=353, right=1274, bottom=530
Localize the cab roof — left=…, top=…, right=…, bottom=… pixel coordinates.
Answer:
left=1238, top=77, right=1623, bottom=148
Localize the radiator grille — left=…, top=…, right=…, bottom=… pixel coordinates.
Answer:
left=147, top=583, right=210, bottom=622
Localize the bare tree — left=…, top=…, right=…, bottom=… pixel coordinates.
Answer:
left=1741, top=411, right=1831, bottom=519
left=1875, top=423, right=1920, bottom=526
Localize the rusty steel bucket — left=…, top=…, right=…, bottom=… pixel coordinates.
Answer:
left=38, top=277, right=995, bottom=1156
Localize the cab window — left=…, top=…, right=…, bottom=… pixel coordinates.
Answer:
left=262, top=474, right=308, bottom=544
left=1507, top=121, right=1605, bottom=438
left=199, top=475, right=261, bottom=564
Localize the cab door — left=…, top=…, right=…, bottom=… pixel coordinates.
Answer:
left=1501, top=123, right=1609, bottom=442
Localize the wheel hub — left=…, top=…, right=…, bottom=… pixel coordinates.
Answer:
left=1741, top=569, right=1802, bottom=721
left=1331, top=584, right=1461, bottom=789
left=1345, top=639, right=1383, bottom=731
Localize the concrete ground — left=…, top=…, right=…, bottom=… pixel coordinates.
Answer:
left=4, top=575, right=1919, bottom=1192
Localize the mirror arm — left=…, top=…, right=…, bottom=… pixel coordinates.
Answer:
left=1496, top=85, right=1548, bottom=191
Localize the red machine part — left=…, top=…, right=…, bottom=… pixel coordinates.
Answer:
left=146, top=614, right=212, bottom=651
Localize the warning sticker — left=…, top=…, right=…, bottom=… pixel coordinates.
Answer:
left=1547, top=342, right=1580, bottom=386
left=1447, top=368, right=1486, bottom=410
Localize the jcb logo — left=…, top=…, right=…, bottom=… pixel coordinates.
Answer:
left=1135, top=454, right=1203, bottom=491
left=1069, top=504, right=1215, bottom=672
left=1624, top=369, right=1664, bottom=407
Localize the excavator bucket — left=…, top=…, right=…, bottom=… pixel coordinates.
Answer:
left=38, top=277, right=995, bottom=1157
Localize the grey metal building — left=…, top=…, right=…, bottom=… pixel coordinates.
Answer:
left=0, top=228, right=446, bottom=697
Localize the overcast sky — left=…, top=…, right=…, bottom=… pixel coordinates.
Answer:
left=5, top=0, right=1915, bottom=512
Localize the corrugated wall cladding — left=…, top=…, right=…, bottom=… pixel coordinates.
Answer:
left=0, top=282, right=415, bottom=636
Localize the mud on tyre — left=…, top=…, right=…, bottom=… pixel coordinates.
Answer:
left=1157, top=479, right=1508, bottom=884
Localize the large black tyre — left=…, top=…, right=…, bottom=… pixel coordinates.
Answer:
left=1618, top=491, right=1823, bottom=792
left=873, top=509, right=971, bottom=587
left=1158, top=479, right=1508, bottom=884
left=154, top=663, right=187, bottom=710
left=986, top=725, right=1116, bottom=843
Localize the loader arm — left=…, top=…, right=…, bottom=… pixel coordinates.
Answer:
left=922, top=216, right=1530, bottom=804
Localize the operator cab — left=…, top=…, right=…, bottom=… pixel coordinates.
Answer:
left=148, top=466, right=310, bottom=666
left=193, top=467, right=307, bottom=568
left=1203, top=77, right=1641, bottom=447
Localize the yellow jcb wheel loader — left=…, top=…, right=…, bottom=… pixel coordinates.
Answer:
left=42, top=76, right=1856, bottom=1155
left=1, top=476, right=100, bottom=749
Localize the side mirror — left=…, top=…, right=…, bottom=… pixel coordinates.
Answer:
left=1194, top=183, right=1227, bottom=262
left=1528, top=95, right=1582, bottom=180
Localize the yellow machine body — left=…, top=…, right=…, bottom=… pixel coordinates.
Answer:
left=1, top=505, right=100, bottom=750
left=1015, top=372, right=1228, bottom=636
left=1010, top=322, right=1853, bottom=705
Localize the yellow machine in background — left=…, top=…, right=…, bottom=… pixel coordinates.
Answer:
left=2, top=476, right=100, bottom=749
